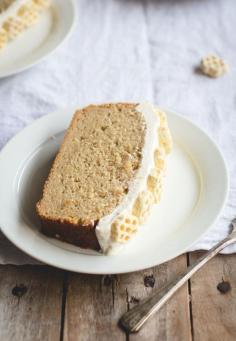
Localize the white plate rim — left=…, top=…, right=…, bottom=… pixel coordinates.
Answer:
left=0, top=107, right=229, bottom=274
left=0, top=0, right=77, bottom=79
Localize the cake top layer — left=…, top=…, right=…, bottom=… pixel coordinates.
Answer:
left=37, top=103, right=146, bottom=224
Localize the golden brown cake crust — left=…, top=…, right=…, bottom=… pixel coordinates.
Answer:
left=40, top=217, right=100, bottom=250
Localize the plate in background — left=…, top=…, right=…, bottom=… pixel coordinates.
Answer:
left=0, top=106, right=228, bottom=274
left=0, top=0, right=76, bottom=78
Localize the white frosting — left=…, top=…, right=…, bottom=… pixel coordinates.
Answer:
left=0, top=1, right=28, bottom=26
left=95, top=102, right=160, bottom=254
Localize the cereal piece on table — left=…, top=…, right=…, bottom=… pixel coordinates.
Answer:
left=200, top=54, right=229, bottom=78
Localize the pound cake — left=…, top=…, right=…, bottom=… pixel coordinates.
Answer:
left=0, top=0, right=51, bottom=49
left=36, top=103, right=172, bottom=254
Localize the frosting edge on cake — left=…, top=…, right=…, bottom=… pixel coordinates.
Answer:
left=95, top=102, right=169, bottom=254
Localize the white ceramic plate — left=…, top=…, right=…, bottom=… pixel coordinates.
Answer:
left=0, top=107, right=228, bottom=274
left=0, top=0, right=76, bottom=78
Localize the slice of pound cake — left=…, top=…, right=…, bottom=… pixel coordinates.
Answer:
left=36, top=103, right=172, bottom=254
left=0, top=0, right=51, bottom=49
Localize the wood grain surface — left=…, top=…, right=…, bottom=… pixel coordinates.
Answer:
left=189, top=252, right=236, bottom=341
left=0, top=253, right=236, bottom=341
left=0, top=265, right=63, bottom=341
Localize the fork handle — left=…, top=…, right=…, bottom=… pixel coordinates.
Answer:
left=119, top=236, right=236, bottom=333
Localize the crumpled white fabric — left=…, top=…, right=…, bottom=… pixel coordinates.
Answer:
left=0, top=0, right=235, bottom=264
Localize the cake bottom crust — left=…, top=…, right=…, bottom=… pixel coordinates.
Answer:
left=40, top=218, right=100, bottom=251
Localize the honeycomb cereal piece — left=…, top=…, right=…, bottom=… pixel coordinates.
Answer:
left=154, top=148, right=166, bottom=172
left=147, top=168, right=164, bottom=204
left=17, top=4, right=39, bottom=28
left=111, top=214, right=139, bottom=243
left=32, top=0, right=51, bottom=10
left=155, top=108, right=168, bottom=127
left=0, top=28, right=8, bottom=49
left=132, top=190, right=154, bottom=224
left=200, top=54, right=229, bottom=78
left=158, top=126, right=173, bottom=154
left=3, top=17, right=25, bottom=40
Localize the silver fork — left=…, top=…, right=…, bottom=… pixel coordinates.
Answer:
left=119, top=218, right=236, bottom=333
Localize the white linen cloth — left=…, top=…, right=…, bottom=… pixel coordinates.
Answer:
left=0, top=0, right=235, bottom=264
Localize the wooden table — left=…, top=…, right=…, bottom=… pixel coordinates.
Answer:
left=0, top=252, right=235, bottom=341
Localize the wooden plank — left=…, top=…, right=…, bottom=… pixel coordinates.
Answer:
left=64, top=273, right=125, bottom=341
left=0, top=265, right=63, bottom=341
left=126, top=254, right=191, bottom=341
left=64, top=254, right=191, bottom=341
left=189, top=252, right=236, bottom=341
